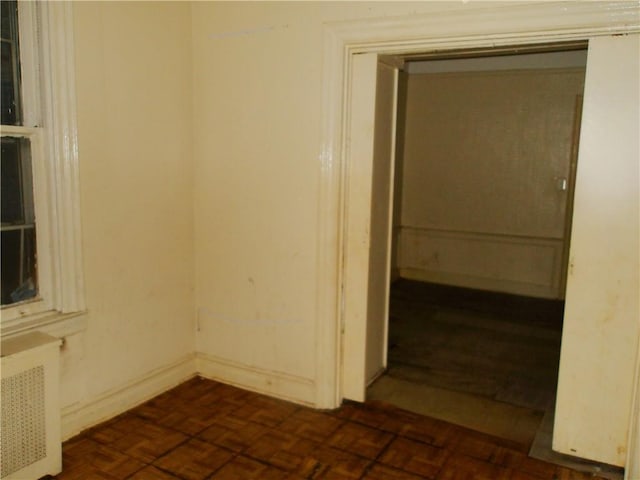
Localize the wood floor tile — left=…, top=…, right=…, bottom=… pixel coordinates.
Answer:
left=128, top=466, right=182, bottom=479
left=88, top=414, right=188, bottom=463
left=54, top=464, right=121, bottom=480
left=398, top=413, right=463, bottom=448
left=308, top=446, right=372, bottom=478
left=326, top=422, right=394, bottom=459
left=52, top=378, right=612, bottom=480
left=209, top=455, right=305, bottom=479
left=162, top=376, right=220, bottom=403
left=507, top=471, right=549, bottom=480
left=362, top=463, right=431, bottom=480
left=230, top=395, right=300, bottom=427
left=57, top=437, right=145, bottom=479
left=437, top=452, right=512, bottom=480
left=366, top=401, right=433, bottom=434
left=152, top=438, right=234, bottom=480
left=244, top=430, right=320, bottom=476
left=278, top=409, right=345, bottom=443
left=379, top=437, right=449, bottom=479
left=489, top=446, right=529, bottom=469
left=154, top=404, right=220, bottom=436
left=198, top=415, right=269, bottom=452
left=333, top=401, right=408, bottom=433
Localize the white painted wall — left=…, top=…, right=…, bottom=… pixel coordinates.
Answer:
left=60, top=2, right=195, bottom=437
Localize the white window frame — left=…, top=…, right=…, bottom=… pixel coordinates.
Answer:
left=1, top=2, right=85, bottom=338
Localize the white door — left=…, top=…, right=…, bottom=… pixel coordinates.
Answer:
left=554, top=34, right=640, bottom=467
left=342, top=54, right=399, bottom=401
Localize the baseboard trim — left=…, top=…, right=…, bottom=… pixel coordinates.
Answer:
left=61, top=352, right=318, bottom=440
left=196, top=352, right=316, bottom=406
left=61, top=353, right=197, bottom=440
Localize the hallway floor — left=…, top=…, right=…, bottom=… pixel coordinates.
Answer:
left=369, top=279, right=564, bottom=446
left=367, top=279, right=622, bottom=479
left=52, top=377, right=610, bottom=480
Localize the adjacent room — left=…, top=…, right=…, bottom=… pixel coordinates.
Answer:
left=368, top=48, right=587, bottom=454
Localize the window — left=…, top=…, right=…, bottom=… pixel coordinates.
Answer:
left=1, top=1, right=85, bottom=337
left=2, top=1, right=37, bottom=306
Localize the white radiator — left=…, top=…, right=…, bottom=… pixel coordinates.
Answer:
left=1, top=332, right=62, bottom=479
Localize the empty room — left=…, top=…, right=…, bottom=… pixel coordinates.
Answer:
left=1, top=2, right=638, bottom=479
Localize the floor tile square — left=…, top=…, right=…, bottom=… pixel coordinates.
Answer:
left=60, top=437, right=145, bottom=479
left=362, top=463, right=429, bottom=480
left=278, top=409, right=345, bottom=443
left=379, top=437, right=448, bottom=479
left=209, top=455, right=306, bottom=479
left=128, top=466, right=182, bottom=479
left=308, top=446, right=372, bottom=479
left=327, top=422, right=394, bottom=459
left=153, top=438, right=234, bottom=480
left=244, top=430, right=320, bottom=475
left=230, top=395, right=300, bottom=427
left=198, top=415, right=269, bottom=452
left=437, top=452, right=511, bottom=480
left=88, top=414, right=188, bottom=463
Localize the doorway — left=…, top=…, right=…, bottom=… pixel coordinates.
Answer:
left=326, top=10, right=639, bottom=469
left=357, top=47, right=601, bottom=473
left=366, top=47, right=586, bottom=452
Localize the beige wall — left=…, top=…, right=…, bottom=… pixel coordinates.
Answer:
left=396, top=68, right=585, bottom=298
left=191, top=2, right=457, bottom=393
left=61, top=1, right=195, bottom=427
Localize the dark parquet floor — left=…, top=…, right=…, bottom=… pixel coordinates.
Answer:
left=51, top=377, right=608, bottom=480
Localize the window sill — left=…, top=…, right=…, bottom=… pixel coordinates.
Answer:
left=1, top=309, right=87, bottom=341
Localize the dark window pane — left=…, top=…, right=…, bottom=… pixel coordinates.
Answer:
left=1, top=0, right=21, bottom=125
left=1, top=229, right=21, bottom=304
left=1, top=2, right=12, bottom=38
left=1, top=137, right=24, bottom=223
left=1, top=136, right=37, bottom=306
left=1, top=227, right=38, bottom=305
left=23, top=226, right=37, bottom=287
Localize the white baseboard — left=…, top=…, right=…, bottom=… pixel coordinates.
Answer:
left=196, top=352, right=316, bottom=406
left=61, top=353, right=197, bottom=440
left=61, top=352, right=318, bottom=440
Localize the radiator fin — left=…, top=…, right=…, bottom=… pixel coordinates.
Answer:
left=1, top=365, right=47, bottom=478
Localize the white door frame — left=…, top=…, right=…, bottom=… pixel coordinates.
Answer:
left=314, top=0, right=639, bottom=468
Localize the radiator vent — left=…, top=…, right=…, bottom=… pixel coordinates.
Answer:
left=1, top=332, right=62, bottom=480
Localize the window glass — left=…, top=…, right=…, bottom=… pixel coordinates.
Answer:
left=1, top=0, right=22, bottom=125
left=1, top=2, right=36, bottom=307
